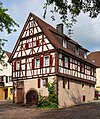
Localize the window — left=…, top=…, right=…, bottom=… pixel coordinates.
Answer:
left=80, top=63, right=85, bottom=73
left=35, top=59, right=40, bottom=68
left=16, top=61, right=20, bottom=70
left=63, top=78, right=70, bottom=89
left=33, top=41, right=36, bottom=47
left=42, top=79, right=46, bottom=87
left=29, top=42, right=32, bottom=48
left=84, top=52, right=87, bottom=59
left=75, top=47, right=79, bottom=55
left=64, top=57, right=68, bottom=68
left=30, top=20, right=34, bottom=27
left=63, top=39, right=67, bottom=48
left=41, top=78, right=48, bottom=88
left=44, top=56, right=49, bottom=66
left=82, top=84, right=84, bottom=90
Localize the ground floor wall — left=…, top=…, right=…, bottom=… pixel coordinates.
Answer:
left=58, top=77, right=95, bottom=108
left=14, top=76, right=56, bottom=104
left=13, top=76, right=95, bottom=107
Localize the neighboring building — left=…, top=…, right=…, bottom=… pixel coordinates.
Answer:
left=0, top=51, right=13, bottom=100
left=88, top=51, right=100, bottom=93
left=9, top=13, right=97, bottom=108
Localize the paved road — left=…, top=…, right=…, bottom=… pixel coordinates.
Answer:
left=0, top=100, right=100, bottom=119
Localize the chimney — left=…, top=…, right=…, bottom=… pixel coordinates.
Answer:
left=56, top=23, right=63, bottom=35
left=56, top=23, right=63, bottom=45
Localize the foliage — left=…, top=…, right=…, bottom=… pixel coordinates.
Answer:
left=37, top=81, right=58, bottom=108
left=48, top=81, right=58, bottom=105
left=44, top=0, right=100, bottom=30
left=0, top=1, right=19, bottom=33
left=0, top=1, right=19, bottom=54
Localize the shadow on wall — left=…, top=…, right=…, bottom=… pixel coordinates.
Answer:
left=64, top=86, right=83, bottom=107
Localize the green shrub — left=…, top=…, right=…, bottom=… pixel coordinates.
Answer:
left=37, top=81, right=58, bottom=108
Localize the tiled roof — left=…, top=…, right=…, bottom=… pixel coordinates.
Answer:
left=4, top=50, right=11, bottom=58
left=88, top=51, right=100, bottom=67
left=9, top=13, right=97, bottom=67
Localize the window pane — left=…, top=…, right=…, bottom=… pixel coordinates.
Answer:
left=35, top=59, right=40, bottom=68
left=44, top=56, right=49, bottom=66
left=65, top=57, right=68, bottom=68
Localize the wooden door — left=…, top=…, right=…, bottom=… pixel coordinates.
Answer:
left=26, top=90, right=38, bottom=105
left=17, top=88, right=24, bottom=103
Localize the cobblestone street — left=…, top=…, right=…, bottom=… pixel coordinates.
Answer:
left=0, top=100, right=100, bottom=119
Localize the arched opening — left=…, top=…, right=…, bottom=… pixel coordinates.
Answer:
left=26, top=90, right=38, bottom=105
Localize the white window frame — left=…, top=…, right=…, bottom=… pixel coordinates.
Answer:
left=44, top=56, right=49, bottom=67
left=35, top=58, right=40, bottom=68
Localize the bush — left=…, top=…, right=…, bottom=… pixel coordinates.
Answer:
left=37, top=81, right=58, bottom=108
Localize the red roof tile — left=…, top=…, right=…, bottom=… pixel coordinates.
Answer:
left=9, top=13, right=97, bottom=67
left=88, top=51, right=100, bottom=67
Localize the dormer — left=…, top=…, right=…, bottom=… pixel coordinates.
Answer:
left=63, top=39, right=68, bottom=48
left=84, top=50, right=88, bottom=59
left=75, top=45, right=79, bottom=55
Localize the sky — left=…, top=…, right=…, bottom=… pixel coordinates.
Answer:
left=1, top=0, right=100, bottom=53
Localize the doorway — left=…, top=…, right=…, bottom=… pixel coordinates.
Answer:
left=26, top=90, right=38, bottom=105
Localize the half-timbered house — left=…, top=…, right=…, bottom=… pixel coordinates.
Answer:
left=9, top=13, right=97, bottom=107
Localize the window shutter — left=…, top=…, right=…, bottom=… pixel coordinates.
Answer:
left=68, top=58, right=70, bottom=69
left=38, top=78, right=40, bottom=88
left=32, top=59, right=35, bottom=69
left=25, top=43, right=29, bottom=49
left=6, top=76, right=8, bottom=83
left=50, top=55, right=53, bottom=67
left=40, top=57, right=43, bottom=68
left=46, top=78, right=48, bottom=88
left=80, top=63, right=82, bottom=72
left=90, top=67, right=92, bottom=76
left=36, top=40, right=39, bottom=46
left=14, top=61, right=16, bottom=71
left=62, top=55, right=65, bottom=67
